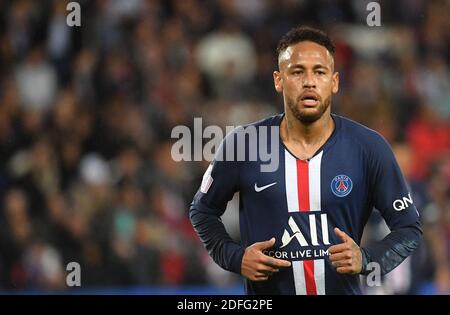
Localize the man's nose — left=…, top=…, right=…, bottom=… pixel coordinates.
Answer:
left=302, top=71, right=316, bottom=88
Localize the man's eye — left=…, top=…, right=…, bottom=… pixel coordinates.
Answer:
left=292, top=71, right=303, bottom=75
left=316, top=71, right=325, bottom=75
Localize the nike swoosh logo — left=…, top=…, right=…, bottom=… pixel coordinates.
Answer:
left=254, top=182, right=277, bottom=192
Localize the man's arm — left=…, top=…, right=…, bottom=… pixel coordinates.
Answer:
left=329, top=133, right=422, bottom=276
left=189, top=131, right=244, bottom=274
left=189, top=190, right=245, bottom=274
left=362, top=134, right=422, bottom=275
left=360, top=224, right=422, bottom=275
left=189, top=128, right=291, bottom=280
left=190, top=202, right=291, bottom=280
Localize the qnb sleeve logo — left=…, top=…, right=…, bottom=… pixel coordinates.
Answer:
left=330, top=175, right=353, bottom=197
left=392, top=193, right=413, bottom=211
left=281, top=215, right=330, bottom=248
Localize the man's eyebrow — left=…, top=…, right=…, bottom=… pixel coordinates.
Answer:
left=289, top=64, right=330, bottom=70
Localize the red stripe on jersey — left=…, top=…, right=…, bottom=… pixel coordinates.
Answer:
left=296, top=160, right=310, bottom=212
left=303, top=260, right=317, bottom=295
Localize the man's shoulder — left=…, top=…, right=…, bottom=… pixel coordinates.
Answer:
left=337, top=115, right=388, bottom=147
left=218, top=113, right=282, bottom=158
left=224, top=113, right=282, bottom=139
left=336, top=115, right=393, bottom=158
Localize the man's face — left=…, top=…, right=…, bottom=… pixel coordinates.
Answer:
left=273, top=41, right=339, bottom=124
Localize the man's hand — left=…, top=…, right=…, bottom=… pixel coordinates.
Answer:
left=241, top=237, right=291, bottom=281
left=329, top=228, right=363, bottom=274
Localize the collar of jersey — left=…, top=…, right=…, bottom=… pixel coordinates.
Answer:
left=275, top=112, right=342, bottom=161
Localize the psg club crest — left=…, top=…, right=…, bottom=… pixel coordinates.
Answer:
left=331, top=175, right=353, bottom=197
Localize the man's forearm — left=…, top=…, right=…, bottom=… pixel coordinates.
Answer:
left=189, top=205, right=245, bottom=274
left=360, top=225, right=422, bottom=276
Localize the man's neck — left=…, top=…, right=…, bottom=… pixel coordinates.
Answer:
left=280, top=110, right=335, bottom=160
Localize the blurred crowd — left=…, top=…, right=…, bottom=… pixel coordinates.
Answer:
left=0, top=0, right=448, bottom=294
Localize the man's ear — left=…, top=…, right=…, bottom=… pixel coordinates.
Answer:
left=332, top=72, right=339, bottom=94
left=273, top=71, right=283, bottom=93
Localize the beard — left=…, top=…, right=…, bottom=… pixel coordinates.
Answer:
left=287, top=94, right=331, bottom=124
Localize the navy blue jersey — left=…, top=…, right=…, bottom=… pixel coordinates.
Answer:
left=190, top=113, right=422, bottom=295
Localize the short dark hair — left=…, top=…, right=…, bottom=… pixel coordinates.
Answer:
left=276, top=26, right=335, bottom=58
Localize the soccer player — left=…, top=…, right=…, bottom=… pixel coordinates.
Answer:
left=189, top=26, right=422, bottom=294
